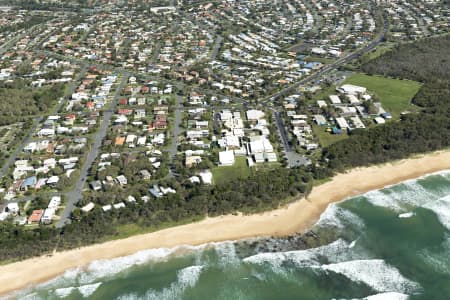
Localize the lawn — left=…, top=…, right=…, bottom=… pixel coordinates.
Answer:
left=311, top=84, right=336, bottom=101
left=304, top=56, right=336, bottom=64
left=312, top=124, right=348, bottom=147
left=344, top=73, right=421, bottom=118
left=362, top=42, right=395, bottom=61
left=211, top=156, right=251, bottom=185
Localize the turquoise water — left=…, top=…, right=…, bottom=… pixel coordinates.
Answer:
left=9, top=171, right=450, bottom=300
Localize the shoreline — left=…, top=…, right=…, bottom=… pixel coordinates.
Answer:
left=2, top=150, right=450, bottom=296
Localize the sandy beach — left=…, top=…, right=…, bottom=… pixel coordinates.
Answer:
left=1, top=150, right=450, bottom=296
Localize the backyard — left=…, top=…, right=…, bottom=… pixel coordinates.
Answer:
left=211, top=156, right=251, bottom=185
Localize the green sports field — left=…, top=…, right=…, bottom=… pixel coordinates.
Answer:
left=344, top=73, right=421, bottom=118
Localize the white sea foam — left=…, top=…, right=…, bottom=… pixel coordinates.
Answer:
left=364, top=190, right=405, bottom=212
left=243, top=245, right=318, bottom=275
left=316, top=203, right=365, bottom=230
left=418, top=237, right=450, bottom=275
left=12, top=242, right=235, bottom=299
left=364, top=179, right=439, bottom=212
left=396, top=181, right=435, bottom=207
left=321, top=259, right=420, bottom=294
left=363, top=292, right=409, bottom=300
left=422, top=194, right=450, bottom=230
left=34, top=267, right=82, bottom=290
left=77, top=282, right=102, bottom=298
left=243, top=238, right=361, bottom=274
left=53, top=286, right=75, bottom=298
left=79, top=248, right=175, bottom=283
left=398, top=212, right=415, bottom=218
left=17, top=293, right=43, bottom=300
left=214, top=241, right=240, bottom=267
left=348, top=239, right=357, bottom=248
left=117, top=265, right=203, bottom=300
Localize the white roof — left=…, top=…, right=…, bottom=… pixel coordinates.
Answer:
left=335, top=117, right=349, bottom=129
left=6, top=202, right=19, bottom=212
left=42, top=208, right=55, bottom=220
left=81, top=202, right=95, bottom=212
left=329, top=95, right=341, bottom=104
left=374, top=117, right=386, bottom=124
left=219, top=150, right=235, bottom=165
left=351, top=116, right=366, bottom=129
left=250, top=139, right=265, bottom=153
left=161, top=187, right=176, bottom=194
left=0, top=212, right=9, bottom=221
left=189, top=176, right=201, bottom=184
left=338, top=84, right=367, bottom=95
left=48, top=196, right=61, bottom=208
left=47, top=176, right=60, bottom=184
left=113, top=202, right=126, bottom=209
left=199, top=170, right=213, bottom=184
left=225, top=135, right=240, bottom=148
left=246, top=109, right=265, bottom=120
left=347, top=94, right=360, bottom=104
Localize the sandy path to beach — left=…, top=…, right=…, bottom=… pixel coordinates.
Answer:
left=1, top=150, right=450, bottom=295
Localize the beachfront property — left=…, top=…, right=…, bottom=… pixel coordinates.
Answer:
left=0, top=0, right=444, bottom=232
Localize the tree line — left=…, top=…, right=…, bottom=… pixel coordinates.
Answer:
left=0, top=167, right=313, bottom=261
left=0, top=80, right=64, bottom=125
left=323, top=35, right=450, bottom=170
left=0, top=35, right=448, bottom=263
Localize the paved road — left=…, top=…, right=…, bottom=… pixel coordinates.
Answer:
left=14, top=14, right=388, bottom=224
left=54, top=64, right=88, bottom=114
left=168, top=95, right=183, bottom=176
left=266, top=17, right=387, bottom=167
left=263, top=18, right=388, bottom=103
left=0, top=116, right=43, bottom=179
left=151, top=42, right=161, bottom=64
left=272, top=110, right=310, bottom=167
left=273, top=110, right=291, bottom=152
left=57, top=73, right=129, bottom=227
left=0, top=25, right=39, bottom=55
left=210, top=35, right=223, bottom=60
left=0, top=65, right=88, bottom=179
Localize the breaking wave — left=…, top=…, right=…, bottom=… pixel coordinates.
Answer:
left=422, top=194, right=450, bottom=230
left=53, top=286, right=75, bottom=298
left=78, top=282, right=102, bottom=298
left=321, top=259, right=420, bottom=294
left=316, top=203, right=365, bottom=230
left=117, top=265, right=203, bottom=300
left=363, top=292, right=410, bottom=300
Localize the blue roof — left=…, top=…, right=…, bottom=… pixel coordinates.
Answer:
left=305, top=62, right=321, bottom=69
left=21, top=176, right=37, bottom=188
left=332, top=127, right=342, bottom=134
left=149, top=185, right=162, bottom=198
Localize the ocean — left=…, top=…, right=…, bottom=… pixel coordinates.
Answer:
left=9, top=171, right=450, bottom=300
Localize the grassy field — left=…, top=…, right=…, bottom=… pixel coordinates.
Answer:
left=311, top=85, right=336, bottom=101
left=312, top=124, right=348, bottom=147
left=344, top=73, right=421, bottom=118
left=211, top=156, right=251, bottom=185
left=304, top=56, right=336, bottom=64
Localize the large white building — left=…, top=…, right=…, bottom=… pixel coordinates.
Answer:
left=219, top=150, right=235, bottom=166
left=337, top=84, right=367, bottom=95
